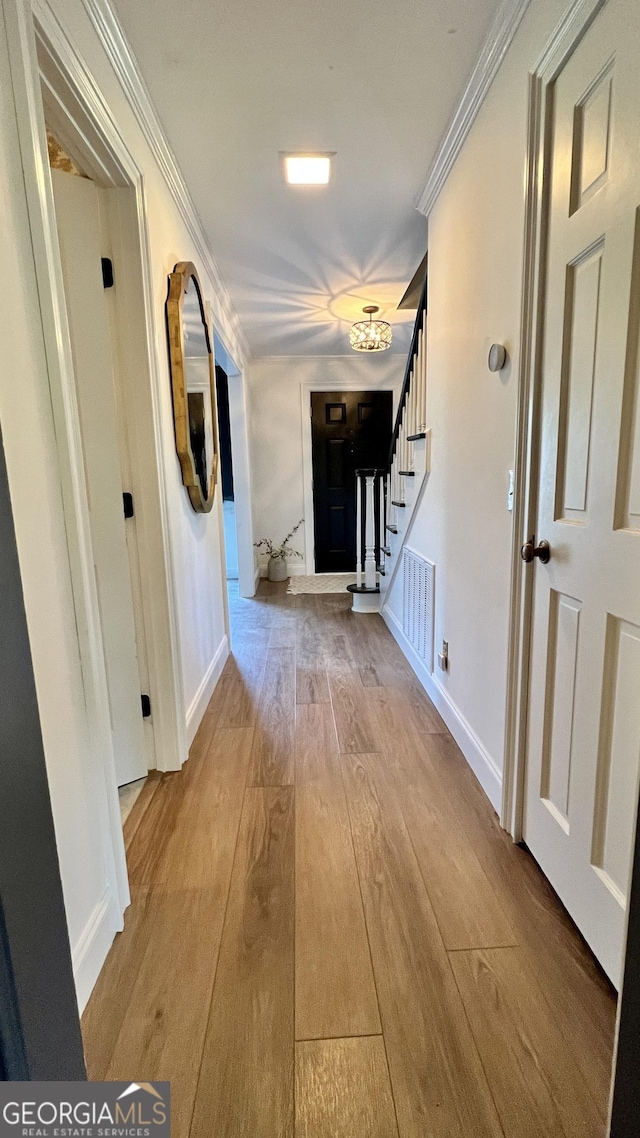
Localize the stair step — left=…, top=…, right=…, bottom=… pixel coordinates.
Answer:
left=381, top=546, right=391, bottom=556
left=391, top=500, right=406, bottom=508
left=407, top=431, right=427, bottom=441
left=399, top=470, right=415, bottom=477
left=386, top=524, right=398, bottom=534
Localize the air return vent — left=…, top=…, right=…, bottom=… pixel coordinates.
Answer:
left=403, top=548, right=435, bottom=672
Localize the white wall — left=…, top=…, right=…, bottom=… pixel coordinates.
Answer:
left=0, top=0, right=247, bottom=1007
left=249, top=354, right=404, bottom=573
left=385, top=0, right=568, bottom=803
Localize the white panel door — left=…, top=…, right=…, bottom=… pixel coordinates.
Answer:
left=524, top=0, right=640, bottom=986
left=52, top=169, right=148, bottom=788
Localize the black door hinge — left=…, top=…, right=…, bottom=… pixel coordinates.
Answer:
left=141, top=694, right=151, bottom=719
left=123, top=492, right=134, bottom=519
left=101, top=257, right=114, bottom=288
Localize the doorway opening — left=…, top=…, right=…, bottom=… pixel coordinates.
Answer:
left=213, top=334, right=256, bottom=598
left=310, top=390, right=392, bottom=573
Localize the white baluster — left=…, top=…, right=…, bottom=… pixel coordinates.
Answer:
left=356, top=471, right=363, bottom=587
left=408, top=370, right=416, bottom=469
left=409, top=352, right=417, bottom=439
left=377, top=470, right=384, bottom=560
left=415, top=331, right=422, bottom=436
left=364, top=474, right=376, bottom=589
left=419, top=314, right=427, bottom=432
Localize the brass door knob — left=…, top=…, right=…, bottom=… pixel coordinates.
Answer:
left=521, top=538, right=551, bottom=564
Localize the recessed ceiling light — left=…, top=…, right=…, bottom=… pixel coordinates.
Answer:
left=282, top=153, right=333, bottom=185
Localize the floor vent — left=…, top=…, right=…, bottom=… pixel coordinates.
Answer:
left=403, top=548, right=435, bottom=672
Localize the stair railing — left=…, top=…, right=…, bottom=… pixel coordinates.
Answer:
left=352, top=276, right=428, bottom=597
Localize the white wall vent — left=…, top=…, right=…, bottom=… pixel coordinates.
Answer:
left=403, top=548, right=435, bottom=672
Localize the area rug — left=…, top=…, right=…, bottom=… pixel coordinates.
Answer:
left=287, top=573, right=356, bottom=595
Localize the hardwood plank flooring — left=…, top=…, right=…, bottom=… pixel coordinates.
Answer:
left=82, top=584, right=616, bottom=1138
left=450, top=946, right=603, bottom=1137
left=295, top=1036, right=398, bottom=1138
left=342, top=751, right=503, bottom=1138
left=247, top=647, right=296, bottom=785
left=190, top=786, right=295, bottom=1138
left=295, top=704, right=380, bottom=1040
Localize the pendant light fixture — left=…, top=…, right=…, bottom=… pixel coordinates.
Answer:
left=349, top=305, right=392, bottom=352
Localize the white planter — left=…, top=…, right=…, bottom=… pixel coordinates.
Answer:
left=267, top=556, right=288, bottom=582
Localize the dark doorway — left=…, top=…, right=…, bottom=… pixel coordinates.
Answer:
left=215, top=364, right=238, bottom=580
left=311, top=390, right=392, bottom=573
left=215, top=364, right=235, bottom=500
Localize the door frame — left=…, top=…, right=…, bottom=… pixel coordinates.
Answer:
left=502, top=0, right=609, bottom=839
left=3, top=0, right=189, bottom=915
left=214, top=333, right=256, bottom=598
left=301, top=380, right=398, bottom=573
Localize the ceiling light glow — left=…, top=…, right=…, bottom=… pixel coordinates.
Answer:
left=283, top=154, right=332, bottom=185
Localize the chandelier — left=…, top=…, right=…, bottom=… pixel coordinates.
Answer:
left=349, top=305, right=392, bottom=352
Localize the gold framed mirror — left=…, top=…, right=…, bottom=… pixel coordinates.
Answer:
left=166, top=262, right=219, bottom=513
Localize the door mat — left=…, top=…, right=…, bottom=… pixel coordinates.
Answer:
left=287, top=574, right=357, bottom=594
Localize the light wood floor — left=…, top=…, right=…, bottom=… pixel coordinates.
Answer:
left=82, top=581, right=617, bottom=1137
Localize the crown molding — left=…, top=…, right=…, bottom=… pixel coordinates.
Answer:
left=80, top=0, right=251, bottom=363
left=415, top=0, right=532, bottom=218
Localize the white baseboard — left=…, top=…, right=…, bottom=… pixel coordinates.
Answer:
left=259, top=562, right=307, bottom=578
left=186, top=634, right=230, bottom=746
left=72, top=887, right=120, bottom=1014
left=382, top=605, right=503, bottom=814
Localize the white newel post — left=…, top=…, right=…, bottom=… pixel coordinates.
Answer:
left=356, top=471, right=363, bottom=587
left=364, top=474, right=376, bottom=589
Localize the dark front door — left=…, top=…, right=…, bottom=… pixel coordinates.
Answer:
left=311, top=390, right=393, bottom=572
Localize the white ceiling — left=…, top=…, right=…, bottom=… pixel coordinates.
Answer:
left=114, top=0, right=502, bottom=358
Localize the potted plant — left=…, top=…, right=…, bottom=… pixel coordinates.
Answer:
left=254, top=519, right=304, bottom=582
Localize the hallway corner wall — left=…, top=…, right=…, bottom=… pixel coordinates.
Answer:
left=383, top=0, right=569, bottom=809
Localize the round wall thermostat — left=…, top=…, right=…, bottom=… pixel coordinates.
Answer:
left=488, top=343, right=507, bottom=372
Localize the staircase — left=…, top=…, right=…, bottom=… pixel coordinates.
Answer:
left=348, top=279, right=428, bottom=613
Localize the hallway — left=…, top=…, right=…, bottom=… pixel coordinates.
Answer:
left=82, top=582, right=617, bottom=1137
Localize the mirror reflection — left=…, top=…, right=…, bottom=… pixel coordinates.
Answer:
left=183, top=278, right=215, bottom=499
left=165, top=261, right=218, bottom=513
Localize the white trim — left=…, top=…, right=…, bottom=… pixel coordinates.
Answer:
left=300, top=378, right=399, bottom=573
left=502, top=0, right=608, bottom=838
left=382, top=605, right=502, bottom=813
left=186, top=635, right=229, bottom=746
left=214, top=335, right=256, bottom=599
left=72, top=887, right=120, bottom=1014
left=4, top=0, right=130, bottom=919
left=79, top=0, right=249, bottom=366
left=31, top=1, right=189, bottom=778
left=415, top=0, right=532, bottom=217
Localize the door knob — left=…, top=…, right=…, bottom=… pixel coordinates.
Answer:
left=521, top=537, right=551, bottom=564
